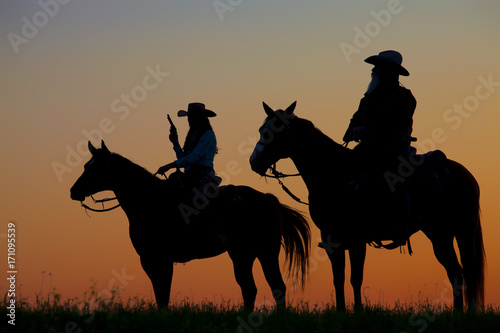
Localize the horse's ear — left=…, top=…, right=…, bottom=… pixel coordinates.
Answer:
left=101, top=140, right=110, bottom=154
left=285, top=101, right=297, bottom=115
left=88, top=141, right=97, bottom=155
left=263, top=102, right=274, bottom=117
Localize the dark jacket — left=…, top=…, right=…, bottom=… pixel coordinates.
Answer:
left=343, top=85, right=416, bottom=147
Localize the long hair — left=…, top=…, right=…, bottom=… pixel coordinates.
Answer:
left=183, top=116, right=218, bottom=154
left=366, top=67, right=400, bottom=96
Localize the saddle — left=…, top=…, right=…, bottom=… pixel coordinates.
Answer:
left=415, top=150, right=450, bottom=190
left=168, top=168, right=222, bottom=198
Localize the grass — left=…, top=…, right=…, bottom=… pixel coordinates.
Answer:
left=2, top=289, right=500, bottom=333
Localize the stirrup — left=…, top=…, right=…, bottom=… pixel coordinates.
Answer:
left=370, top=238, right=413, bottom=255
left=371, top=240, right=404, bottom=249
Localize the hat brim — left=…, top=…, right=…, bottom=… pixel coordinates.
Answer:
left=177, top=110, right=217, bottom=117
left=365, top=55, right=410, bottom=76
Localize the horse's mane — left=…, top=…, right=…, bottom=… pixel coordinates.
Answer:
left=263, top=111, right=349, bottom=158
left=110, top=152, right=162, bottom=184
left=290, top=116, right=356, bottom=178
left=293, top=117, right=350, bottom=159
left=295, top=118, right=338, bottom=146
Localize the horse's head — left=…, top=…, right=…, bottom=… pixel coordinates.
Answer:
left=250, top=101, right=297, bottom=176
left=70, top=140, right=114, bottom=202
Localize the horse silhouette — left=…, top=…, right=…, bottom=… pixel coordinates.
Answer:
left=70, top=141, right=310, bottom=310
left=250, top=101, right=485, bottom=312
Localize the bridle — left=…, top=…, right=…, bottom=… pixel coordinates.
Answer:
left=265, top=163, right=308, bottom=206
left=80, top=194, right=120, bottom=214
left=258, top=118, right=309, bottom=206
left=79, top=153, right=121, bottom=214
left=262, top=142, right=346, bottom=206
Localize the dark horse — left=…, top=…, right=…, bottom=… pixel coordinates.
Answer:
left=70, top=141, right=310, bottom=310
left=249, top=101, right=485, bottom=312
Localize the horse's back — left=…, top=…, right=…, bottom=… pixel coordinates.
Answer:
left=412, top=151, right=479, bottom=203
left=215, top=184, right=282, bottom=225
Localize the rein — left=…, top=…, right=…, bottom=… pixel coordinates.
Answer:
left=81, top=194, right=121, bottom=213
left=265, top=164, right=309, bottom=205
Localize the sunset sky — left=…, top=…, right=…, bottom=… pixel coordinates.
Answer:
left=1, top=1, right=499, bottom=310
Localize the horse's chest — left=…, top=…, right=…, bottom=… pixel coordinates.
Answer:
left=128, top=224, right=174, bottom=255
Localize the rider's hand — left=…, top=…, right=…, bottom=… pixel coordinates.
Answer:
left=155, top=162, right=176, bottom=176
left=169, top=131, right=179, bottom=145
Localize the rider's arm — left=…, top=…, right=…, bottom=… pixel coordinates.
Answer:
left=343, top=99, right=364, bottom=142
left=174, top=131, right=216, bottom=168
left=173, top=144, right=184, bottom=159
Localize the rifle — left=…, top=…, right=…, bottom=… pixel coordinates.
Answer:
left=167, top=114, right=177, bottom=134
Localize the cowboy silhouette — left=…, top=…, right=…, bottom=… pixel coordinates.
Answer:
left=343, top=50, right=416, bottom=179
left=156, top=102, right=221, bottom=199
left=343, top=50, right=417, bottom=247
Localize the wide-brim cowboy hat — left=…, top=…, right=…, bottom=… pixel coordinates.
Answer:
left=364, top=50, right=410, bottom=76
left=177, top=102, right=217, bottom=118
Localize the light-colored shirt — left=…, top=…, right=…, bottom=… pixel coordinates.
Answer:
left=173, top=130, right=216, bottom=169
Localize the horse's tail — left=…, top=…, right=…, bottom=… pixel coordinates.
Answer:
left=468, top=206, right=486, bottom=309
left=460, top=203, right=486, bottom=310
left=453, top=162, right=486, bottom=310
left=272, top=196, right=311, bottom=289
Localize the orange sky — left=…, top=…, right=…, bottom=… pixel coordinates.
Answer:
left=1, top=1, right=499, bottom=309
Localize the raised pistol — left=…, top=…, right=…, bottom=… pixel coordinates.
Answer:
left=167, top=114, right=177, bottom=134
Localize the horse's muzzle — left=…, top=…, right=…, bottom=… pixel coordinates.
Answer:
left=249, top=150, right=270, bottom=176
left=70, top=188, right=86, bottom=202
left=249, top=157, right=268, bottom=176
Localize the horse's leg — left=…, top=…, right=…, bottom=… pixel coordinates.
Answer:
left=258, top=254, right=287, bottom=307
left=230, top=254, right=257, bottom=311
left=327, top=247, right=346, bottom=312
left=348, top=242, right=367, bottom=310
left=140, top=256, right=174, bottom=308
left=427, top=234, right=464, bottom=312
